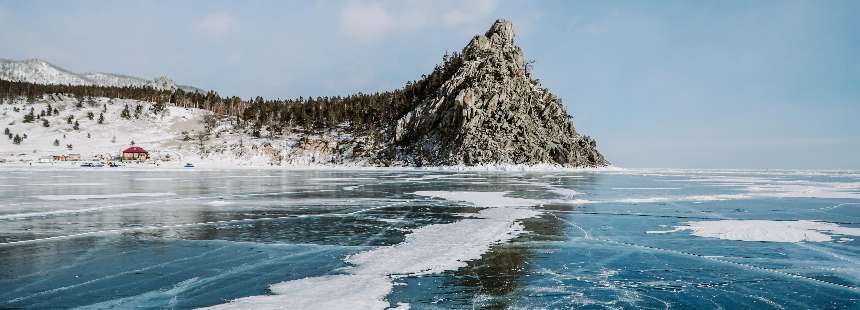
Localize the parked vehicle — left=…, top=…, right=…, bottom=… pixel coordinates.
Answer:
left=184, top=163, right=195, bottom=168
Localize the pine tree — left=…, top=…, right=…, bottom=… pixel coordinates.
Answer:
left=103, top=104, right=107, bottom=113
left=23, top=108, right=35, bottom=123
left=87, top=111, right=94, bottom=120
left=67, top=115, right=74, bottom=124
left=47, top=103, right=53, bottom=116
left=121, top=105, right=131, bottom=119
left=98, top=113, right=105, bottom=124
left=152, top=97, right=166, bottom=114
left=42, top=118, right=49, bottom=127
left=12, top=134, right=22, bottom=144
left=53, top=139, right=60, bottom=146
left=73, top=120, right=80, bottom=130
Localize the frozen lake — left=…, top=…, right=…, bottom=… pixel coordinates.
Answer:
left=1, top=168, right=859, bottom=309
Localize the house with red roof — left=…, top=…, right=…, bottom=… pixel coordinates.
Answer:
left=121, top=146, right=149, bottom=161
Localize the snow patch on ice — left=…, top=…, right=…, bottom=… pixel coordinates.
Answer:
left=654, top=220, right=860, bottom=243
left=201, top=191, right=540, bottom=310
left=617, top=194, right=751, bottom=204
left=205, top=200, right=233, bottom=206
left=746, top=183, right=860, bottom=200
left=412, top=191, right=541, bottom=207
left=26, top=183, right=105, bottom=186
left=34, top=192, right=176, bottom=201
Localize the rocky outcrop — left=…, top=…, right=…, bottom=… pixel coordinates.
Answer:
left=389, top=19, right=607, bottom=167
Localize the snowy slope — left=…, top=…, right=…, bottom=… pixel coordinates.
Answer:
left=0, top=58, right=202, bottom=92
left=0, top=95, right=371, bottom=168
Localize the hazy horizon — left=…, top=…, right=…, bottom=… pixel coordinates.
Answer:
left=2, top=0, right=857, bottom=169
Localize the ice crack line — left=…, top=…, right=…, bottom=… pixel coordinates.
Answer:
left=0, top=203, right=404, bottom=247
left=556, top=219, right=860, bottom=294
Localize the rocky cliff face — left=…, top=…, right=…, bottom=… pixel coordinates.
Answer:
left=389, top=19, right=607, bottom=167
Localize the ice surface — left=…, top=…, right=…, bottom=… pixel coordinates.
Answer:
left=203, top=191, right=541, bottom=310
left=2, top=169, right=860, bottom=309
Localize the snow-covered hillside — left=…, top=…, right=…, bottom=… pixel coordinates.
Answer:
left=0, top=59, right=201, bottom=92
left=0, top=95, right=372, bottom=168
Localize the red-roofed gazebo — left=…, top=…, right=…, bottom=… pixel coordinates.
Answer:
left=121, top=146, right=149, bottom=161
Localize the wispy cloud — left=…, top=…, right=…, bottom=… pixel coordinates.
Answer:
left=340, top=3, right=396, bottom=41
left=193, top=12, right=237, bottom=38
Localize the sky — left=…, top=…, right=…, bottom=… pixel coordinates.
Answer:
left=1, top=0, right=858, bottom=169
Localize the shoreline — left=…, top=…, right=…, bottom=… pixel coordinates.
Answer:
left=2, top=163, right=857, bottom=174
left=0, top=161, right=624, bottom=172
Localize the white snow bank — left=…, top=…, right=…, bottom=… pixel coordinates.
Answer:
left=412, top=191, right=541, bottom=207
left=649, top=220, right=860, bottom=242
left=34, top=192, right=176, bottom=201
left=746, top=183, right=860, bottom=200
left=425, top=164, right=623, bottom=172
left=207, top=275, right=393, bottom=310
left=612, top=187, right=681, bottom=190
left=205, top=200, right=233, bottom=206
left=348, top=206, right=540, bottom=277
left=200, top=191, right=541, bottom=310
left=25, top=183, right=105, bottom=186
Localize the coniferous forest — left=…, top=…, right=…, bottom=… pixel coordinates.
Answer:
left=0, top=52, right=464, bottom=138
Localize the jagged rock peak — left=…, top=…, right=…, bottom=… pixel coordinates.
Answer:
left=388, top=19, right=608, bottom=167
left=465, top=19, right=517, bottom=56
left=486, top=19, right=515, bottom=43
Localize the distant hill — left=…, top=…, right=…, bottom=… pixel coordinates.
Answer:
left=0, top=58, right=202, bottom=93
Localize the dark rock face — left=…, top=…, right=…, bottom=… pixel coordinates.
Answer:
left=389, top=19, right=607, bottom=167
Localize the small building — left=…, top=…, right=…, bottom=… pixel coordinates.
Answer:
left=121, top=146, right=149, bottom=161
left=52, top=154, right=81, bottom=161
